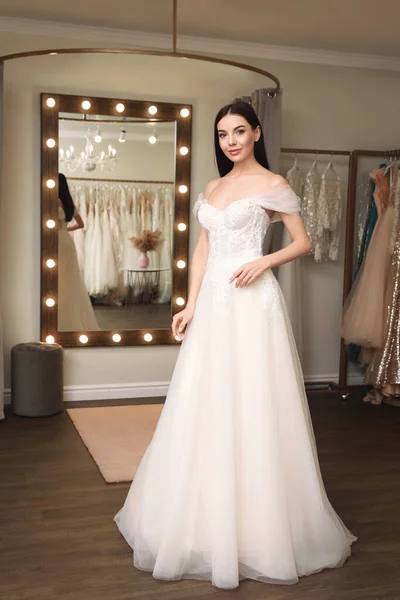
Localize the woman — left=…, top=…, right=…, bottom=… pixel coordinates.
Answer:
left=57, top=173, right=99, bottom=332
left=114, top=102, right=356, bottom=589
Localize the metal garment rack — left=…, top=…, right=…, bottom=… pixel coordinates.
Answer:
left=281, top=146, right=353, bottom=395
left=339, top=148, right=400, bottom=389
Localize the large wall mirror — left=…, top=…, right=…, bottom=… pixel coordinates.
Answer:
left=41, top=93, right=192, bottom=347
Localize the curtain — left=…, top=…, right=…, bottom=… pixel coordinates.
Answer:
left=0, top=63, right=4, bottom=419
left=69, top=180, right=174, bottom=305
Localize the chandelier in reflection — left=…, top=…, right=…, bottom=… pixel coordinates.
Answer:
left=59, top=132, right=118, bottom=173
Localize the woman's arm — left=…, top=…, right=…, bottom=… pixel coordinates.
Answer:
left=185, top=180, right=219, bottom=311
left=186, top=227, right=209, bottom=312
left=261, top=213, right=312, bottom=269
left=230, top=214, right=311, bottom=288
left=67, top=211, right=84, bottom=232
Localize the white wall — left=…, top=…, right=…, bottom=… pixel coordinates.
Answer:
left=1, top=28, right=400, bottom=396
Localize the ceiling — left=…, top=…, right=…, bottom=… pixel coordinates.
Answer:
left=1, top=0, right=400, bottom=58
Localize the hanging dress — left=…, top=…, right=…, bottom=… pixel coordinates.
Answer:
left=301, top=161, right=321, bottom=253
left=341, top=167, right=393, bottom=348
left=364, top=166, right=400, bottom=399
left=314, top=163, right=341, bottom=263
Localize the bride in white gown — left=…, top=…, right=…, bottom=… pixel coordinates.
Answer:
left=114, top=102, right=356, bottom=589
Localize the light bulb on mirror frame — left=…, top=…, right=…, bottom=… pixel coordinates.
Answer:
left=46, top=138, right=56, bottom=148
left=46, top=259, right=56, bottom=268
left=45, top=298, right=55, bottom=307
left=148, top=105, right=158, bottom=115
left=177, top=223, right=187, bottom=232
left=79, top=334, right=89, bottom=344
left=116, top=103, right=125, bottom=113
left=46, top=219, right=56, bottom=229
left=180, top=108, right=190, bottom=118
left=176, top=297, right=185, bottom=307
left=46, top=98, right=56, bottom=108
left=46, top=179, right=56, bottom=189
left=81, top=100, right=91, bottom=110
left=176, top=260, right=186, bottom=269
left=178, top=185, right=188, bottom=194
left=46, top=335, right=55, bottom=344
left=144, top=333, right=153, bottom=342
left=112, top=333, right=122, bottom=343
left=179, top=147, right=189, bottom=156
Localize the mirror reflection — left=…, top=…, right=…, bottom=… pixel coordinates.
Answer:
left=57, top=113, right=176, bottom=332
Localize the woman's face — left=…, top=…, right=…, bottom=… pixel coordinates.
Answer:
left=217, top=113, right=260, bottom=164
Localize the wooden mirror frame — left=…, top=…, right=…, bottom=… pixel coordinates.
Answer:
left=40, top=92, right=192, bottom=348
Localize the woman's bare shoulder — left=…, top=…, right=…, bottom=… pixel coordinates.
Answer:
left=258, top=172, right=288, bottom=189
left=204, top=178, right=221, bottom=199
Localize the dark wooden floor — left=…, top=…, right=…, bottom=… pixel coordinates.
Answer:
left=1, top=392, right=400, bottom=600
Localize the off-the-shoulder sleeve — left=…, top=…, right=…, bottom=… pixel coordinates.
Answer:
left=256, top=184, right=301, bottom=222
left=192, top=192, right=205, bottom=220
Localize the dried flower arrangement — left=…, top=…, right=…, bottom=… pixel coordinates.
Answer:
left=130, top=229, right=164, bottom=253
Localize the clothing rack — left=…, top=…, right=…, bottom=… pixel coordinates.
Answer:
left=281, top=147, right=351, bottom=157
left=68, top=177, right=174, bottom=185
left=281, top=147, right=352, bottom=395
left=340, top=148, right=400, bottom=388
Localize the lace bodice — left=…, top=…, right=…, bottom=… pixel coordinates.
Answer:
left=193, top=186, right=300, bottom=262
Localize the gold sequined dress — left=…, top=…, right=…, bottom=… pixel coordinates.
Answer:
left=365, top=166, right=400, bottom=400
left=341, top=165, right=400, bottom=402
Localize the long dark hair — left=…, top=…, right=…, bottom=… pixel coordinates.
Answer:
left=58, top=173, right=75, bottom=222
left=214, top=101, right=269, bottom=177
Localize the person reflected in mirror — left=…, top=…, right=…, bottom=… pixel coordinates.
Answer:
left=57, top=173, right=99, bottom=331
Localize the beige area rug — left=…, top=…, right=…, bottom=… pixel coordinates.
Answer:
left=67, top=404, right=163, bottom=483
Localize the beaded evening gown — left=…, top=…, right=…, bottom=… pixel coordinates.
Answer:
left=115, top=184, right=356, bottom=589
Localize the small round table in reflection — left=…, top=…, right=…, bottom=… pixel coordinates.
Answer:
left=123, top=268, right=170, bottom=306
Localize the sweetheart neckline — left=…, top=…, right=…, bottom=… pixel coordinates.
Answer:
left=200, top=194, right=268, bottom=213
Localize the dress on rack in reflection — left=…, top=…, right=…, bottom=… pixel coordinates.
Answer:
left=57, top=207, right=99, bottom=332
left=115, top=184, right=356, bottom=590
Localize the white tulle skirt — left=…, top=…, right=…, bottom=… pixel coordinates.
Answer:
left=115, top=255, right=356, bottom=589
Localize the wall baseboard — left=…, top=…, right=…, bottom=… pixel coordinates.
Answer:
left=3, top=372, right=365, bottom=405
left=4, top=382, right=170, bottom=405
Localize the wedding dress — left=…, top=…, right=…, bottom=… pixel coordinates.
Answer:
left=301, top=160, right=320, bottom=254
left=314, top=162, right=342, bottom=263
left=57, top=207, right=99, bottom=332
left=114, top=184, right=356, bottom=589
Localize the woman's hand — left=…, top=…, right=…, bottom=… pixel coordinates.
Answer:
left=171, top=307, right=195, bottom=340
left=229, top=257, right=271, bottom=288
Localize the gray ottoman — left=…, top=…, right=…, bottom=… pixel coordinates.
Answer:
left=11, top=342, right=64, bottom=417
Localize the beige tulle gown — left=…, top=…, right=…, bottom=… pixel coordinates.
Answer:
left=58, top=207, right=100, bottom=332
left=341, top=167, right=395, bottom=349
left=364, top=166, right=400, bottom=402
